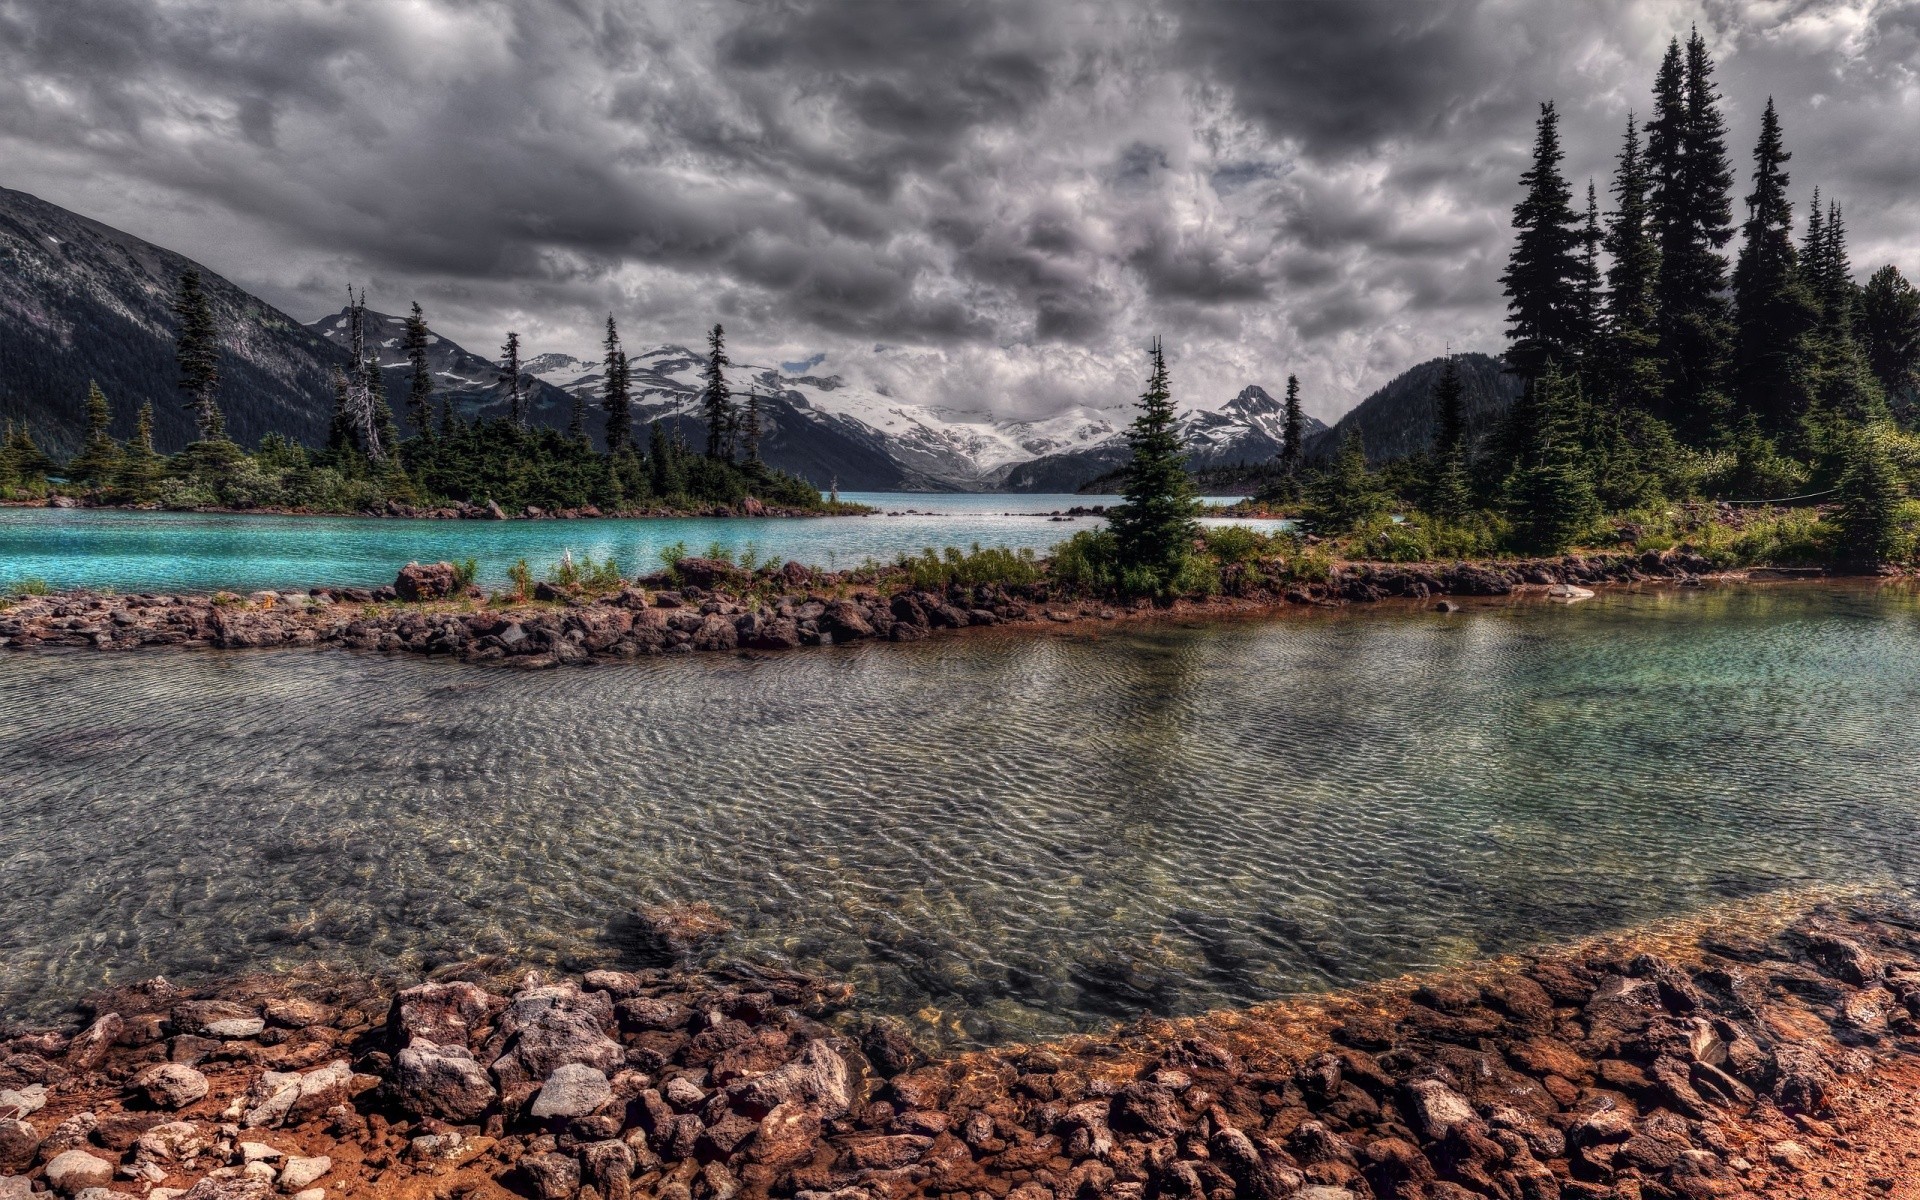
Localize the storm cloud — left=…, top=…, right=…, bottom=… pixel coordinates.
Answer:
left=2, top=0, right=1916, bottom=420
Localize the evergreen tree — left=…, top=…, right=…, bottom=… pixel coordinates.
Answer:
left=648, top=419, right=681, bottom=497
left=1650, top=30, right=1736, bottom=433
left=1501, top=102, right=1586, bottom=380
left=1306, top=428, right=1386, bottom=532
left=1, top=422, right=52, bottom=489
left=172, top=268, right=225, bottom=441
left=1280, top=374, right=1304, bottom=475
left=602, top=315, right=632, bottom=453
left=1859, top=264, right=1920, bottom=414
left=1427, top=356, right=1471, bottom=521
left=1576, top=179, right=1604, bottom=375
left=370, top=358, right=400, bottom=460
left=66, top=381, right=123, bottom=487
left=1730, top=98, right=1818, bottom=433
left=327, top=367, right=360, bottom=459
left=1833, top=426, right=1906, bottom=567
left=113, top=403, right=163, bottom=500
left=500, top=332, right=525, bottom=426
left=702, top=323, right=735, bottom=460
left=404, top=302, right=435, bottom=439
left=1505, top=366, right=1599, bottom=554
left=1107, top=338, right=1198, bottom=584
left=1806, top=201, right=1885, bottom=420
left=1603, top=113, right=1663, bottom=414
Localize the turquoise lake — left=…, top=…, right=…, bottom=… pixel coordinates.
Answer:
left=0, top=493, right=1269, bottom=593
left=3, top=583, right=1918, bottom=1044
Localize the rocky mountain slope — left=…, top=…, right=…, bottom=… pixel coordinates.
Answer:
left=0, top=186, right=350, bottom=456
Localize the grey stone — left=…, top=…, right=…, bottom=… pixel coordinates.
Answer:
left=529, top=1064, right=612, bottom=1119
left=133, top=1064, right=209, bottom=1110
left=395, top=1042, right=496, bottom=1122
left=44, top=1150, right=115, bottom=1195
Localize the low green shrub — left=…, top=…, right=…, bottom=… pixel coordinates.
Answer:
left=901, top=544, right=1042, bottom=590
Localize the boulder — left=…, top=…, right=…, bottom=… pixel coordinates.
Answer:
left=488, top=982, right=624, bottom=1099
left=1403, top=1079, right=1477, bottom=1142
left=670, top=558, right=743, bottom=591
left=180, top=1180, right=273, bottom=1200
left=132, top=1064, right=209, bottom=1110
left=133, top=1121, right=208, bottom=1164
left=0, top=1175, right=29, bottom=1200
left=395, top=1042, right=497, bottom=1122
left=529, top=1064, right=613, bottom=1119
left=277, top=1155, right=331, bottom=1191
left=728, top=1040, right=852, bottom=1118
left=44, top=1150, right=114, bottom=1195
left=520, top=1152, right=580, bottom=1200
left=67, top=1015, right=123, bottom=1071
left=388, top=981, right=501, bottom=1049
left=241, top=1061, right=359, bottom=1129
left=0, top=1119, right=37, bottom=1172
left=0, top=1089, right=42, bottom=1121
left=818, top=600, right=873, bottom=642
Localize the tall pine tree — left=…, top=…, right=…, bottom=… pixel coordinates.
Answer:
left=1280, top=374, right=1304, bottom=475
left=1650, top=29, right=1736, bottom=434
left=500, top=332, right=525, bottom=426
left=703, top=323, right=735, bottom=461
left=404, top=302, right=435, bottom=440
left=1107, top=338, right=1198, bottom=585
left=172, top=268, right=225, bottom=442
left=66, top=381, right=123, bottom=487
left=114, top=403, right=163, bottom=499
left=1603, top=112, right=1663, bottom=415
left=602, top=315, right=632, bottom=454
left=1501, top=103, right=1586, bottom=380
left=1730, top=98, right=1818, bottom=433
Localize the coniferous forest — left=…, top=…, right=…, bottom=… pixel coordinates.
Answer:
left=1257, top=30, right=1920, bottom=570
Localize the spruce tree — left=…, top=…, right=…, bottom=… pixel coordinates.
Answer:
left=1650, top=30, right=1736, bottom=434
left=602, top=315, right=632, bottom=453
left=1501, top=102, right=1586, bottom=380
left=66, top=381, right=123, bottom=488
left=115, top=403, right=164, bottom=500
left=1808, top=202, right=1885, bottom=420
left=172, top=268, right=225, bottom=441
left=404, top=302, right=435, bottom=439
left=1730, top=98, right=1818, bottom=433
left=1505, top=366, right=1599, bottom=554
left=702, top=323, right=734, bottom=460
left=568, top=390, right=587, bottom=445
left=1833, top=426, right=1906, bottom=567
left=1859, top=264, right=1920, bottom=413
left=1427, top=356, right=1471, bottom=520
left=1107, top=338, right=1198, bottom=585
left=1603, top=113, right=1663, bottom=414
left=1280, top=374, right=1304, bottom=475
left=743, top=388, right=763, bottom=463
left=500, top=332, right=525, bottom=426
left=648, top=419, right=680, bottom=497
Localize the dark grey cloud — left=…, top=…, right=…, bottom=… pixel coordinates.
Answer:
left=0, top=0, right=1916, bottom=420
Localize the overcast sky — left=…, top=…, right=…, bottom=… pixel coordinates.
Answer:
left=3, top=0, right=1917, bottom=421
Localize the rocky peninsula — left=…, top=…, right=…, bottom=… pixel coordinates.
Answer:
left=0, top=551, right=1820, bottom=666
left=1, top=897, right=1917, bottom=1200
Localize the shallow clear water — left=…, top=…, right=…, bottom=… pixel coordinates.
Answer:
left=4, top=584, right=1919, bottom=1044
left=0, top=494, right=1266, bottom=593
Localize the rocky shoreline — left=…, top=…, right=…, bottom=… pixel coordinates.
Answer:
left=0, top=552, right=1829, bottom=666
left=2, top=897, right=1918, bottom=1200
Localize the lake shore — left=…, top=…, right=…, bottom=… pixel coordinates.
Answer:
left=1, top=893, right=1916, bottom=1200
left=0, top=550, right=1867, bottom=666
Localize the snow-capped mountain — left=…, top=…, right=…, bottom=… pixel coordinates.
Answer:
left=308, top=309, right=1326, bottom=491
left=526, top=347, right=1317, bottom=492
